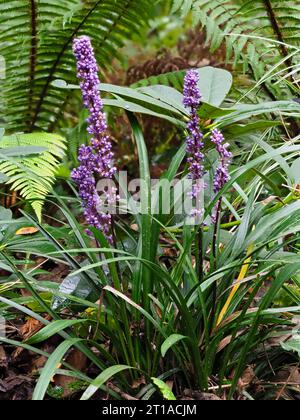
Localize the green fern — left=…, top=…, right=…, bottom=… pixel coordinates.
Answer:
left=171, top=0, right=300, bottom=94
left=0, top=133, right=66, bottom=220
left=131, top=69, right=188, bottom=90
left=0, top=0, right=155, bottom=132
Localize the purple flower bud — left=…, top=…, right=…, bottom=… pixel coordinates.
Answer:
left=210, top=128, right=232, bottom=194
left=183, top=69, right=202, bottom=109
left=71, top=36, right=116, bottom=242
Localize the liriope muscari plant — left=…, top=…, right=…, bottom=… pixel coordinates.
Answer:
left=183, top=69, right=205, bottom=206
left=70, top=45, right=234, bottom=242
left=182, top=69, right=232, bottom=220
left=210, top=128, right=232, bottom=222
left=210, top=129, right=232, bottom=195
left=71, top=36, right=117, bottom=242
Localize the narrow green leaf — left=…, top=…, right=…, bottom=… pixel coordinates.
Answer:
left=81, top=365, right=134, bottom=401
left=32, top=338, right=82, bottom=401
left=26, top=319, right=88, bottom=345
left=161, top=334, right=188, bottom=357
left=151, top=378, right=176, bottom=400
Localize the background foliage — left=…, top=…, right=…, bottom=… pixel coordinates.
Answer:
left=0, top=0, right=299, bottom=401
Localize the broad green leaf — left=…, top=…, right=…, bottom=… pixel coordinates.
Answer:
left=281, top=337, right=300, bottom=358
left=197, top=67, right=233, bottom=107
left=137, top=85, right=187, bottom=115
left=102, top=84, right=184, bottom=116
left=52, top=269, right=100, bottom=311
left=0, top=206, right=12, bottom=221
left=138, top=84, right=233, bottom=120
left=103, top=98, right=183, bottom=127
left=52, top=80, right=185, bottom=126
left=0, top=172, right=8, bottom=183
left=131, top=66, right=233, bottom=108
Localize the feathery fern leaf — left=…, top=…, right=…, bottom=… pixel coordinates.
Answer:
left=0, top=0, right=155, bottom=132
left=131, top=69, right=188, bottom=90
left=0, top=133, right=66, bottom=220
left=171, top=0, right=300, bottom=94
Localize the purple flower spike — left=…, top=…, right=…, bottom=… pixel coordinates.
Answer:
left=71, top=36, right=116, bottom=242
left=210, top=128, right=232, bottom=194
left=183, top=69, right=205, bottom=200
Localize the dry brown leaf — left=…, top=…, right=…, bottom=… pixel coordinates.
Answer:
left=30, top=355, right=48, bottom=374
left=154, top=304, right=162, bottom=319
left=12, top=317, right=51, bottom=359
left=163, top=247, right=178, bottom=258
left=217, top=331, right=244, bottom=353
left=239, top=366, right=256, bottom=388
left=0, top=346, right=7, bottom=370
left=183, top=389, right=222, bottom=400
left=274, top=366, right=300, bottom=400
left=108, top=383, right=139, bottom=400
left=31, top=343, right=56, bottom=374
left=130, top=224, right=139, bottom=232
left=131, top=375, right=146, bottom=389
left=38, top=263, right=69, bottom=284
left=262, top=196, right=278, bottom=205
left=54, top=349, right=87, bottom=398
left=274, top=367, right=300, bottom=385
left=166, top=380, right=174, bottom=390
left=294, top=184, right=300, bottom=197
left=229, top=365, right=257, bottom=393
left=0, top=374, right=32, bottom=392
left=20, top=316, right=51, bottom=340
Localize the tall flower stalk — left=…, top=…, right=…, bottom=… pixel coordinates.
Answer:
left=211, top=128, right=232, bottom=197
left=210, top=128, right=232, bottom=327
left=183, top=69, right=205, bottom=217
left=183, top=69, right=232, bottom=302
left=210, top=127, right=232, bottom=261
left=71, top=36, right=116, bottom=243
left=183, top=69, right=205, bottom=282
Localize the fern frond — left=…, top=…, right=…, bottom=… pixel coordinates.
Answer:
left=131, top=69, right=188, bottom=90
left=171, top=0, right=300, bottom=94
left=0, top=0, right=155, bottom=132
left=0, top=133, right=66, bottom=220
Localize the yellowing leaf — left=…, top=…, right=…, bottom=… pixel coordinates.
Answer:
left=217, top=242, right=254, bottom=327
left=16, top=227, right=39, bottom=235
